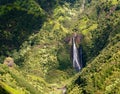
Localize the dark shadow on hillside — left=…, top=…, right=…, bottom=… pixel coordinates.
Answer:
left=57, top=46, right=72, bottom=70
left=0, top=0, right=15, bottom=5
left=37, top=0, right=78, bottom=12
left=0, top=85, right=9, bottom=94
left=0, top=8, right=46, bottom=56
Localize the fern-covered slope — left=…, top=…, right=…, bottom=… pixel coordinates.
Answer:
left=0, top=0, right=120, bottom=94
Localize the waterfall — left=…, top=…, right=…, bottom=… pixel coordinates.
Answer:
left=72, top=37, right=81, bottom=72
left=80, top=0, right=85, bottom=13
left=82, top=0, right=85, bottom=10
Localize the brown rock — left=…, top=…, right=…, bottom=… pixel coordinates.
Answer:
left=3, top=57, right=15, bottom=67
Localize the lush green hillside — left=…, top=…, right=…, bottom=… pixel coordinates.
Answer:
left=0, top=0, right=120, bottom=94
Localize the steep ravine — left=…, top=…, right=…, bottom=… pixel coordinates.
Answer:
left=0, top=0, right=120, bottom=94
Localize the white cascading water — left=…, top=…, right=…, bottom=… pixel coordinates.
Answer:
left=72, top=37, right=81, bottom=71
left=80, top=0, right=85, bottom=13
left=82, top=0, right=85, bottom=10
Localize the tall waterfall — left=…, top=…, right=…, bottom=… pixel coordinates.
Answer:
left=72, top=37, right=81, bottom=72
left=80, top=0, right=85, bottom=13
left=82, top=0, right=85, bottom=10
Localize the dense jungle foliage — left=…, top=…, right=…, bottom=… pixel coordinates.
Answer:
left=0, top=0, right=120, bottom=94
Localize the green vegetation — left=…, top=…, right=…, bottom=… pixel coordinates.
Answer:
left=0, top=0, right=120, bottom=94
